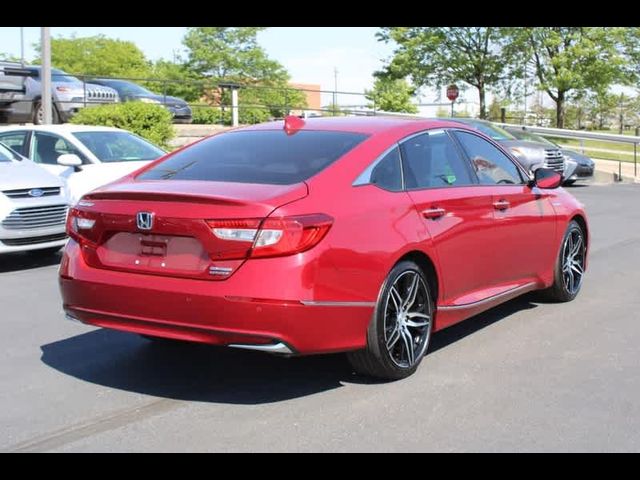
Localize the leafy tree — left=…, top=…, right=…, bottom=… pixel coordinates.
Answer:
left=34, top=35, right=151, bottom=79
left=377, top=27, right=514, bottom=119
left=511, top=27, right=628, bottom=128
left=585, top=91, right=618, bottom=130
left=145, top=59, right=203, bottom=103
left=182, top=27, right=305, bottom=119
left=365, top=77, right=418, bottom=113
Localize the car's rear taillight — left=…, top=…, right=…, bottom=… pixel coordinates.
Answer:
left=206, top=214, right=333, bottom=260
left=67, top=207, right=101, bottom=245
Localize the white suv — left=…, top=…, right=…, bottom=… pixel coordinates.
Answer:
left=0, top=142, right=69, bottom=255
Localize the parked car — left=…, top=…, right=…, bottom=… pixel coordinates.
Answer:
left=89, top=79, right=192, bottom=124
left=504, top=125, right=595, bottom=185
left=0, top=141, right=69, bottom=255
left=0, top=125, right=165, bottom=204
left=59, top=116, right=589, bottom=380
left=0, top=62, right=119, bottom=125
left=450, top=118, right=566, bottom=177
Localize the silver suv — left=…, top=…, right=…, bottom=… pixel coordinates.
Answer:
left=0, top=62, right=119, bottom=125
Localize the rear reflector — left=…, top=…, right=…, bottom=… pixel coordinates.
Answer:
left=207, top=214, right=333, bottom=260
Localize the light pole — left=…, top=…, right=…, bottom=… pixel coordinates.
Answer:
left=333, top=67, right=338, bottom=116
left=20, top=27, right=25, bottom=67
left=40, top=27, right=52, bottom=125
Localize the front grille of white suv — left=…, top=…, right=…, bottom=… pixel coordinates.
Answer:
left=1, top=205, right=68, bottom=230
left=2, top=187, right=61, bottom=199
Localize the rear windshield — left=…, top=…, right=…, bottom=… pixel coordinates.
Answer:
left=138, top=130, right=369, bottom=185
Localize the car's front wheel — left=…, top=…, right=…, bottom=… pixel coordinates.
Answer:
left=348, top=260, right=434, bottom=381
left=543, top=220, right=586, bottom=302
left=32, top=100, right=60, bottom=125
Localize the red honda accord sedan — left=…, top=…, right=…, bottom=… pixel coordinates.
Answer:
left=59, top=116, right=588, bottom=380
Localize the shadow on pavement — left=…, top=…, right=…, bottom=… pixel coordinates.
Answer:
left=0, top=250, right=61, bottom=274
left=41, top=294, right=540, bottom=404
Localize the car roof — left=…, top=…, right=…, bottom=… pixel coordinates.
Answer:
left=241, top=116, right=471, bottom=136
left=0, top=125, right=126, bottom=134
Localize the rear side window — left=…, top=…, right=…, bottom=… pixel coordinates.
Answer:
left=139, top=130, right=369, bottom=185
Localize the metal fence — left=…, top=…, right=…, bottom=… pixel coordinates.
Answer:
left=494, top=122, right=640, bottom=180
left=1, top=66, right=377, bottom=126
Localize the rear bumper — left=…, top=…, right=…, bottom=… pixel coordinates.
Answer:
left=59, top=240, right=374, bottom=355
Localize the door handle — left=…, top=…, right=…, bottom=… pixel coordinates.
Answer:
left=493, top=199, right=510, bottom=211
left=422, top=207, right=446, bottom=219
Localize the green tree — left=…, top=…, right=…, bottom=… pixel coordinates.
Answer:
left=145, top=59, right=203, bottom=103
left=365, top=77, right=418, bottom=113
left=377, top=27, right=514, bottom=119
left=182, top=27, right=305, bottom=119
left=35, top=35, right=151, bottom=79
left=511, top=27, right=628, bottom=128
left=585, top=91, right=618, bottom=130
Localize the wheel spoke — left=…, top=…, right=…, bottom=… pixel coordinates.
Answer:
left=386, top=324, right=401, bottom=350
left=389, top=287, right=402, bottom=312
left=571, top=263, right=583, bottom=276
left=570, top=235, right=583, bottom=257
left=402, top=273, right=420, bottom=311
left=400, top=328, right=415, bottom=366
left=568, top=269, right=575, bottom=293
left=406, top=312, right=430, bottom=328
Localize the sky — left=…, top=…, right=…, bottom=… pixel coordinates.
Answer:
left=0, top=27, right=395, bottom=97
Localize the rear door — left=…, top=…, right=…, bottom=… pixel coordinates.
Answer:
left=452, top=129, right=557, bottom=283
left=401, top=129, right=500, bottom=306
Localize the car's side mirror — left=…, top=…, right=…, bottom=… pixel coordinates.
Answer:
left=531, top=168, right=562, bottom=189
left=57, top=154, right=83, bottom=171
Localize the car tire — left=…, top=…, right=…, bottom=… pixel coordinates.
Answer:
left=347, top=260, right=434, bottom=381
left=542, top=220, right=586, bottom=302
left=32, top=100, right=60, bottom=125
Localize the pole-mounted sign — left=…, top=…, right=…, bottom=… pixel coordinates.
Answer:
left=446, top=84, right=459, bottom=117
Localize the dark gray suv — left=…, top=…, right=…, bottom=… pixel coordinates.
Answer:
left=450, top=118, right=565, bottom=176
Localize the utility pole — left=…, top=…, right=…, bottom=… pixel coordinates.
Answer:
left=523, top=58, right=528, bottom=122
left=333, top=67, right=338, bottom=115
left=618, top=93, right=626, bottom=135
left=20, top=27, right=25, bottom=67
left=40, top=27, right=52, bottom=125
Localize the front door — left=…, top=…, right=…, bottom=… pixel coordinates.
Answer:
left=400, top=129, right=500, bottom=307
left=452, top=129, right=557, bottom=284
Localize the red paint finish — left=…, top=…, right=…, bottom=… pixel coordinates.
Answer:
left=59, top=117, right=588, bottom=355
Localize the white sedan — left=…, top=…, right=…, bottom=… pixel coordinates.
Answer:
left=0, top=125, right=165, bottom=204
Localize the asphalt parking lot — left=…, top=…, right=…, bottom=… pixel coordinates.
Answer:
left=1, top=183, right=639, bottom=452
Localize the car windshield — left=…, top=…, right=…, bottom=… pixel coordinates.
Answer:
left=28, top=67, right=81, bottom=83
left=507, top=129, right=557, bottom=147
left=138, top=130, right=369, bottom=185
left=100, top=80, right=155, bottom=96
left=0, top=142, right=19, bottom=162
left=72, top=131, right=165, bottom=163
left=468, top=122, right=516, bottom=141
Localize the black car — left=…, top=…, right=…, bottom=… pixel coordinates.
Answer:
left=90, top=79, right=192, bottom=124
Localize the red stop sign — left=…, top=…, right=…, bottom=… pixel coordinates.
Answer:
left=446, top=84, right=459, bottom=102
